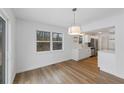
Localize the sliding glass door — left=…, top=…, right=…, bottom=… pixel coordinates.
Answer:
left=0, top=17, right=5, bottom=84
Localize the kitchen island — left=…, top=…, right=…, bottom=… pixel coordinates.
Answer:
left=72, top=48, right=91, bottom=61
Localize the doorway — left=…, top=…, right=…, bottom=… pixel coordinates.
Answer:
left=0, top=17, right=6, bottom=84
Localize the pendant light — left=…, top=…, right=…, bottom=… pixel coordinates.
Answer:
left=68, top=8, right=81, bottom=35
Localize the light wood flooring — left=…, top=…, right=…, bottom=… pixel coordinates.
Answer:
left=14, top=57, right=124, bottom=84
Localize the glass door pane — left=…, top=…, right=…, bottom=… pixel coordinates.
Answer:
left=0, top=17, right=5, bottom=84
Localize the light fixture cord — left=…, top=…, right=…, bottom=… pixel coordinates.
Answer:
left=72, top=8, right=77, bottom=25
left=74, top=11, right=76, bottom=25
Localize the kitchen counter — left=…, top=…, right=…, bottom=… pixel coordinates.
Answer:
left=98, top=50, right=115, bottom=53
left=72, top=48, right=91, bottom=61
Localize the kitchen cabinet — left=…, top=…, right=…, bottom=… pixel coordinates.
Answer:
left=83, top=35, right=91, bottom=43
left=72, top=48, right=91, bottom=61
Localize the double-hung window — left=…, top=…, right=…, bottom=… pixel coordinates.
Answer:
left=36, top=31, right=63, bottom=52
left=36, top=31, right=50, bottom=51
left=52, top=32, right=63, bottom=50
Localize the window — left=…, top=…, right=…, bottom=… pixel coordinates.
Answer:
left=36, top=31, right=50, bottom=51
left=52, top=32, right=63, bottom=50
left=36, top=31, right=63, bottom=52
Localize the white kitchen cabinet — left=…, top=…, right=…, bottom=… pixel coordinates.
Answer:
left=83, top=35, right=91, bottom=43
left=72, top=48, right=91, bottom=61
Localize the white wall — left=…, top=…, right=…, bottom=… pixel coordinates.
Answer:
left=98, top=51, right=116, bottom=75
left=16, top=19, right=72, bottom=73
left=0, top=9, right=16, bottom=83
left=83, top=13, right=124, bottom=79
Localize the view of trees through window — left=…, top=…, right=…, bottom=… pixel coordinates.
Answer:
left=36, top=31, right=63, bottom=51
left=37, top=31, right=50, bottom=51
left=52, top=32, right=63, bottom=50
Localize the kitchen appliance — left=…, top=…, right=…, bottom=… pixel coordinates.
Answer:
left=88, top=38, right=98, bottom=56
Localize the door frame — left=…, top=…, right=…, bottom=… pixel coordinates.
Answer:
left=0, top=9, right=9, bottom=84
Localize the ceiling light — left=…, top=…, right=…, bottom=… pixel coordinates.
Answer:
left=98, top=32, right=102, bottom=34
left=68, top=8, right=81, bottom=35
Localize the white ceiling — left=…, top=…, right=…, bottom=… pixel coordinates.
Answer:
left=12, top=8, right=124, bottom=28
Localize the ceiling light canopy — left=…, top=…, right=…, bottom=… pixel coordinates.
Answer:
left=68, top=8, right=81, bottom=35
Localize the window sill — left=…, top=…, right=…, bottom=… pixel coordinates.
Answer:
left=52, top=49, right=64, bottom=52
left=36, top=49, right=64, bottom=54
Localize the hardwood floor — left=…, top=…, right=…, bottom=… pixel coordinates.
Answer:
left=14, top=57, right=124, bottom=84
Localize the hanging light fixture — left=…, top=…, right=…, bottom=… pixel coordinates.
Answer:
left=68, top=8, right=81, bottom=35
